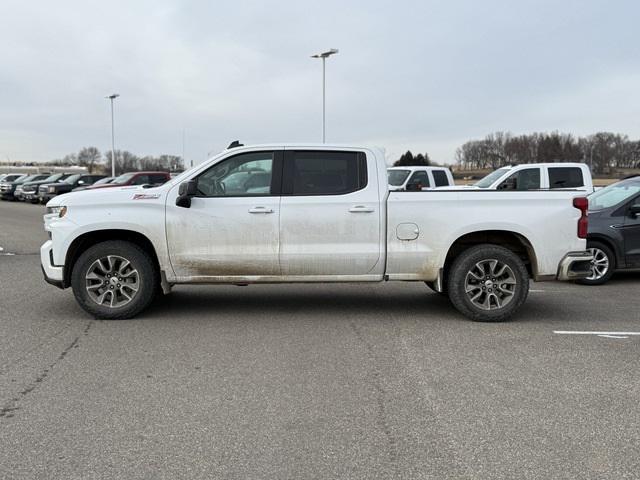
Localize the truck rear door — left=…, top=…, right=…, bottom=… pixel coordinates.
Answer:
left=278, top=149, right=383, bottom=277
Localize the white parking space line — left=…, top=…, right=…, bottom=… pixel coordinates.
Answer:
left=0, top=246, right=15, bottom=256
left=554, top=331, right=640, bottom=340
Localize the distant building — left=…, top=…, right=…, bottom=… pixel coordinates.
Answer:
left=0, top=165, right=88, bottom=175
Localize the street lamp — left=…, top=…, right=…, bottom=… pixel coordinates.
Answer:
left=311, top=48, right=339, bottom=143
left=105, top=93, right=120, bottom=177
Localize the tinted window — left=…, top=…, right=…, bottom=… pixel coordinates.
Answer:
left=3, top=175, right=23, bottom=182
left=432, top=170, right=449, bottom=187
left=29, top=175, right=50, bottom=182
left=197, top=151, right=274, bottom=197
left=288, top=151, right=366, bottom=195
left=149, top=174, right=168, bottom=184
left=131, top=175, right=150, bottom=185
left=407, top=171, right=430, bottom=188
left=549, top=167, right=584, bottom=189
left=498, top=168, right=540, bottom=190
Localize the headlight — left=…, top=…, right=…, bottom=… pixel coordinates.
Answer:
left=48, top=186, right=56, bottom=193
left=46, top=206, right=67, bottom=218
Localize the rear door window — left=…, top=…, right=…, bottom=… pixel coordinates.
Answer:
left=549, top=167, right=584, bottom=189
left=285, top=151, right=367, bottom=195
left=432, top=170, right=449, bottom=187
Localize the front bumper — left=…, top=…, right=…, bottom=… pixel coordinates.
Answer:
left=39, top=192, right=56, bottom=203
left=40, top=240, right=65, bottom=288
left=556, top=251, right=594, bottom=281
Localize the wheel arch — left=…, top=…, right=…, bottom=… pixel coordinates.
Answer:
left=63, top=229, right=161, bottom=288
left=443, top=230, right=537, bottom=282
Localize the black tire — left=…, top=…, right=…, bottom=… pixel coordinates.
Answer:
left=447, top=244, right=529, bottom=322
left=576, top=240, right=616, bottom=286
left=71, top=240, right=158, bottom=319
left=425, top=281, right=447, bottom=296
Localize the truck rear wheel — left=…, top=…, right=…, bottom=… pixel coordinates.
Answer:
left=71, top=240, right=158, bottom=319
left=447, top=244, right=529, bottom=322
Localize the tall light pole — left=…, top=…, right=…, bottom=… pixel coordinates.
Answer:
left=106, top=94, right=119, bottom=177
left=311, top=48, right=338, bottom=143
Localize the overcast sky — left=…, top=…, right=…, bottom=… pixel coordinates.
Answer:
left=1, top=0, right=639, bottom=165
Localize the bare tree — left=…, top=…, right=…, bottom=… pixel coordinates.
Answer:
left=77, top=147, right=101, bottom=173
left=456, top=131, right=640, bottom=174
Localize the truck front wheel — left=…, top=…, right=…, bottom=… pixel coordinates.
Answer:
left=447, top=244, right=529, bottom=322
left=71, top=240, right=158, bottom=319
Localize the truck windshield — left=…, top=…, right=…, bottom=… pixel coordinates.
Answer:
left=17, top=175, right=37, bottom=183
left=388, top=170, right=410, bottom=186
left=474, top=168, right=509, bottom=188
left=42, top=173, right=64, bottom=182
left=64, top=174, right=81, bottom=184
left=588, top=181, right=640, bottom=211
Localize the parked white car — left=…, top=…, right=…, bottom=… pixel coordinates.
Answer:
left=41, top=144, right=593, bottom=322
left=388, top=166, right=454, bottom=190
left=447, top=163, right=593, bottom=192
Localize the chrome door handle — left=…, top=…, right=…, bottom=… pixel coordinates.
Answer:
left=349, top=205, right=374, bottom=213
left=248, top=206, right=274, bottom=214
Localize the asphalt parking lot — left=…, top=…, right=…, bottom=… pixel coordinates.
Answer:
left=1, top=200, right=639, bottom=479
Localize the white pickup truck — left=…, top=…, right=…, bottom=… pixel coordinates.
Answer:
left=387, top=166, right=455, bottom=191
left=41, top=144, right=593, bottom=322
left=457, top=162, right=594, bottom=192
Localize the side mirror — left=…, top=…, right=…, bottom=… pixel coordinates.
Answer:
left=629, top=204, right=640, bottom=217
left=405, top=183, right=422, bottom=192
left=176, top=179, right=198, bottom=208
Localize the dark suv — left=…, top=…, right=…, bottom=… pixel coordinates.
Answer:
left=21, top=173, right=73, bottom=203
left=38, top=174, right=107, bottom=203
left=578, top=176, right=640, bottom=284
left=1, top=174, right=51, bottom=201
left=83, top=171, right=170, bottom=190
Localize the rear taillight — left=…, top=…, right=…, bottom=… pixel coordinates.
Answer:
left=573, top=197, right=588, bottom=239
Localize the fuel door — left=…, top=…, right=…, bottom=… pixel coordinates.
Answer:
left=396, top=223, right=419, bottom=241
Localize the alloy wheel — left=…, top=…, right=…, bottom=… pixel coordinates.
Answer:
left=464, top=259, right=517, bottom=310
left=586, top=247, right=609, bottom=281
left=85, top=255, right=140, bottom=308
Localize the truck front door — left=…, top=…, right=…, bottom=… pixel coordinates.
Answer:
left=166, top=150, right=283, bottom=279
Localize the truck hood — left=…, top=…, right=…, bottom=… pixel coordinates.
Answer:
left=84, top=183, right=127, bottom=190
left=46, top=185, right=168, bottom=208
